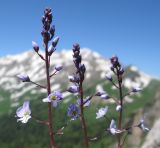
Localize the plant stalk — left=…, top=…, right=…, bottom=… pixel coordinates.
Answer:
left=79, top=80, right=89, bottom=148
left=45, top=42, right=56, bottom=148
left=117, top=69, right=123, bottom=148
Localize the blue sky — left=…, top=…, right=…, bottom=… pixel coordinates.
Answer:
left=0, top=0, right=160, bottom=77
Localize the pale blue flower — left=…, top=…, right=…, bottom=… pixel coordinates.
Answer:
left=96, top=106, right=108, bottom=119
left=67, top=104, right=80, bottom=120
left=16, top=101, right=31, bottom=124
left=108, top=119, right=122, bottom=135
left=42, top=91, right=62, bottom=107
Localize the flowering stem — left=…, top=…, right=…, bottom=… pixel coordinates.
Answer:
left=37, top=52, right=45, bottom=61
left=50, top=71, right=57, bottom=78
left=30, top=80, right=46, bottom=89
left=111, top=80, right=119, bottom=89
left=117, top=68, right=123, bottom=148
left=121, top=132, right=129, bottom=147
left=45, top=42, right=56, bottom=148
left=32, top=116, right=48, bottom=125
left=79, top=80, right=89, bottom=148
left=82, top=95, right=93, bottom=106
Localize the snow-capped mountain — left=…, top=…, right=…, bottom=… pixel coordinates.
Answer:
left=0, top=48, right=151, bottom=108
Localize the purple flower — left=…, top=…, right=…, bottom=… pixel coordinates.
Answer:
left=108, top=119, right=122, bottom=135
left=68, top=85, right=79, bottom=93
left=17, top=74, right=30, bottom=82
left=32, top=41, right=39, bottom=52
left=138, top=117, right=150, bottom=132
left=16, top=101, right=31, bottom=123
left=42, top=91, right=62, bottom=107
left=96, top=106, right=108, bottom=119
left=67, top=104, right=80, bottom=120
left=55, top=64, right=63, bottom=71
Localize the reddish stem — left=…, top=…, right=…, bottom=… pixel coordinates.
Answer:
left=79, top=79, right=89, bottom=148
left=117, top=68, right=123, bottom=148
left=45, top=42, right=56, bottom=148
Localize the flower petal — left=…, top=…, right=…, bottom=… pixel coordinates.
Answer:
left=42, top=97, right=51, bottom=102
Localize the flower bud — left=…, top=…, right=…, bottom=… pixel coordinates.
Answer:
left=119, top=67, right=124, bottom=75
left=49, top=25, right=55, bottom=36
left=116, top=105, right=122, bottom=112
left=68, top=85, right=79, bottom=93
left=101, top=94, right=110, bottom=100
left=111, top=56, right=118, bottom=65
left=110, top=66, right=115, bottom=72
left=73, top=43, right=80, bottom=52
left=95, top=91, right=109, bottom=99
left=32, top=41, right=39, bottom=52
left=68, top=75, right=80, bottom=83
left=95, top=91, right=105, bottom=96
left=79, top=64, right=86, bottom=73
left=55, top=64, right=63, bottom=71
left=42, top=16, right=45, bottom=24
left=132, top=87, right=142, bottom=92
left=17, top=74, right=30, bottom=82
left=52, top=36, right=59, bottom=47
left=48, top=44, right=56, bottom=56
left=105, top=74, right=112, bottom=81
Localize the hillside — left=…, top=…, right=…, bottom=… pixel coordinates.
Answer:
left=0, top=49, right=159, bottom=148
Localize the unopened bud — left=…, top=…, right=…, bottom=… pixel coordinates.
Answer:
left=73, top=43, right=80, bottom=52
left=17, top=74, right=30, bottom=82
left=32, top=41, right=39, bottom=52
left=50, top=25, right=55, bottom=36
left=79, top=64, right=86, bottom=73
left=132, top=87, right=142, bottom=92
left=68, top=85, right=79, bottom=93
left=105, top=74, right=112, bottom=81
left=48, top=45, right=56, bottom=56
left=52, top=36, right=59, bottom=47
left=55, top=64, right=63, bottom=71
left=116, top=105, right=122, bottom=112
left=119, top=67, right=124, bottom=75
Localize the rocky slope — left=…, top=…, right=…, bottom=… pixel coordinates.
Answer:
left=0, top=49, right=151, bottom=109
